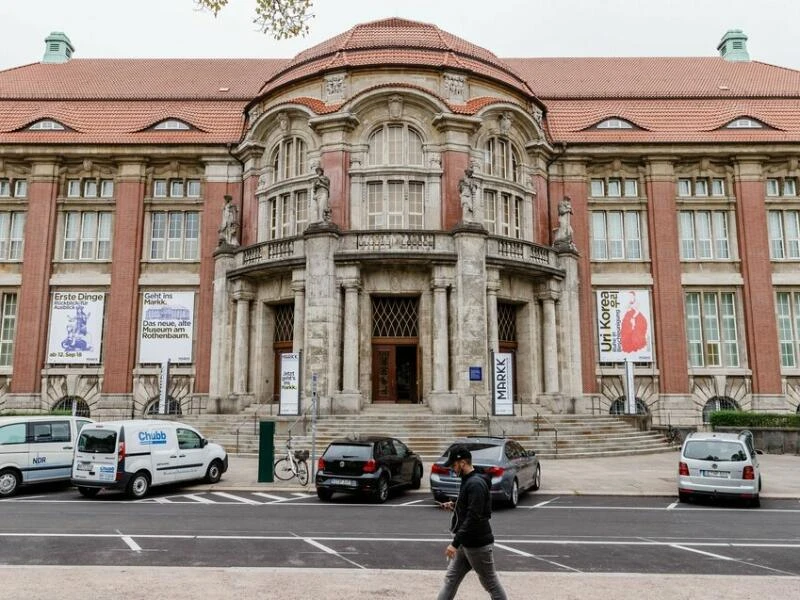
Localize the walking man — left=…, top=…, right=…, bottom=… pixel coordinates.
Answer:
left=437, top=444, right=508, bottom=600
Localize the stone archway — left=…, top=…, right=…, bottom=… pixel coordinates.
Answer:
left=52, top=395, right=91, bottom=418
left=702, top=395, right=740, bottom=423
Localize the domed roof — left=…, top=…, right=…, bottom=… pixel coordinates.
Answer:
left=258, top=18, right=535, bottom=99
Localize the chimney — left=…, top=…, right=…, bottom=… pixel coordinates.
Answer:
left=42, top=31, right=75, bottom=64
left=716, top=29, right=749, bottom=62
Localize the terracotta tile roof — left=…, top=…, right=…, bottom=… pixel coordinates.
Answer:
left=0, top=100, right=247, bottom=144
left=504, top=57, right=800, bottom=99
left=0, top=59, right=285, bottom=100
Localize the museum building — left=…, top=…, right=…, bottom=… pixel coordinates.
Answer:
left=1, top=19, right=800, bottom=425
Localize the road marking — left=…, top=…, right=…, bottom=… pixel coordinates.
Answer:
left=494, top=542, right=582, bottom=573
left=666, top=501, right=679, bottom=510
left=531, top=497, right=559, bottom=508
left=153, top=497, right=173, bottom=504
left=183, top=494, right=215, bottom=504
left=291, top=493, right=311, bottom=497
left=304, top=538, right=366, bottom=569
left=252, top=493, right=284, bottom=502
left=398, top=499, right=426, bottom=506
left=670, top=544, right=733, bottom=560
left=210, top=492, right=261, bottom=505
left=119, top=534, right=142, bottom=553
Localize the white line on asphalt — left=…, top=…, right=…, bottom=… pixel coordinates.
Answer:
left=494, top=542, right=582, bottom=573
left=531, top=498, right=559, bottom=508
left=252, top=493, right=284, bottom=502
left=153, top=497, right=173, bottom=504
left=666, top=501, right=679, bottom=510
left=120, top=535, right=142, bottom=553
left=398, top=499, right=426, bottom=506
left=304, top=538, right=366, bottom=570
left=210, top=492, right=262, bottom=505
left=291, top=493, right=312, bottom=497
left=183, top=494, right=216, bottom=504
left=669, top=544, right=733, bottom=560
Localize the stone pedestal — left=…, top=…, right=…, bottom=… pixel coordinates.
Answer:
left=428, top=391, right=460, bottom=414
left=557, top=248, right=582, bottom=399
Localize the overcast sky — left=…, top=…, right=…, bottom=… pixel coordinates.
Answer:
left=2, top=0, right=799, bottom=71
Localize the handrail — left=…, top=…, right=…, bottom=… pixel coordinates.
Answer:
left=534, top=412, right=559, bottom=457
left=472, top=395, right=493, bottom=436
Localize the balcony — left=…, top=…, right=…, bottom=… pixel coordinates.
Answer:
left=486, top=237, right=560, bottom=270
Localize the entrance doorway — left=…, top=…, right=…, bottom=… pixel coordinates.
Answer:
left=372, top=344, right=418, bottom=403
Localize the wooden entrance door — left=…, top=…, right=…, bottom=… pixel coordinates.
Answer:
left=372, top=345, right=396, bottom=402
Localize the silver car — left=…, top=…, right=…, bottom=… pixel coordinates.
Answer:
left=430, top=437, right=541, bottom=508
left=678, top=431, right=762, bottom=507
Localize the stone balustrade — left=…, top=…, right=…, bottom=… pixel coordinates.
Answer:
left=486, top=236, right=558, bottom=268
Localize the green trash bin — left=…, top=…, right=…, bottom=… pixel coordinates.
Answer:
left=258, top=420, right=275, bottom=483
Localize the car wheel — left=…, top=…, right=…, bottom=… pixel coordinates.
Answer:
left=410, top=463, right=422, bottom=490
left=205, top=459, right=224, bottom=484
left=0, top=468, right=21, bottom=497
left=317, top=488, right=333, bottom=501
left=126, top=471, right=150, bottom=499
left=507, top=479, right=519, bottom=508
left=77, top=486, right=100, bottom=498
left=531, top=465, right=541, bottom=491
left=374, top=475, right=390, bottom=504
left=678, top=492, right=690, bottom=504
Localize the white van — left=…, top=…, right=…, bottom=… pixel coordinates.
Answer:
left=72, top=420, right=228, bottom=499
left=0, top=415, right=94, bottom=497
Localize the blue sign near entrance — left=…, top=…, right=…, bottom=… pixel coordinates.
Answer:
left=469, top=366, right=482, bottom=382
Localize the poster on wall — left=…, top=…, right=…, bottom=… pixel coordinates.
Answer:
left=492, top=352, right=514, bottom=416
left=47, top=291, right=105, bottom=364
left=279, top=353, right=301, bottom=416
left=596, top=289, right=653, bottom=363
left=139, top=291, right=195, bottom=364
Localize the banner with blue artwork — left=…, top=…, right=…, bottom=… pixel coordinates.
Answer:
left=139, top=291, right=195, bottom=364
left=47, top=291, right=105, bottom=364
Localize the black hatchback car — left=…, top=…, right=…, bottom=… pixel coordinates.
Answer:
left=315, top=435, right=424, bottom=503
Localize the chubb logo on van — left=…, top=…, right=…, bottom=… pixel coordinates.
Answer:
left=138, top=430, right=168, bottom=445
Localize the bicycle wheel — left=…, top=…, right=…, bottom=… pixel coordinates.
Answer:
left=296, top=460, right=309, bottom=486
left=273, top=457, right=294, bottom=480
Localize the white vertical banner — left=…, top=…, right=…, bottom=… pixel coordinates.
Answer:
left=492, top=352, right=514, bottom=416
left=47, top=292, right=105, bottom=364
left=279, top=353, right=301, bottom=416
left=159, top=359, right=170, bottom=414
left=596, top=289, right=653, bottom=363
left=139, top=291, right=195, bottom=364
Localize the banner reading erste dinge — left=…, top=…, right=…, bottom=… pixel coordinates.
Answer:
left=596, top=289, right=653, bottom=363
left=47, top=291, right=105, bottom=364
left=139, top=291, right=195, bottom=364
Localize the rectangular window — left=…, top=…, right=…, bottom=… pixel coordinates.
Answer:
left=0, top=293, right=17, bottom=367
left=590, top=179, right=604, bottom=197
left=684, top=291, right=740, bottom=367
left=776, top=291, right=798, bottom=368
left=282, top=139, right=294, bottom=179
left=367, top=182, right=384, bottom=229
left=387, top=181, right=404, bottom=228
left=67, top=179, right=81, bottom=198
left=590, top=211, right=643, bottom=260
left=623, top=179, right=638, bottom=197
left=13, top=180, right=28, bottom=198
left=63, top=211, right=112, bottom=260
left=149, top=211, right=199, bottom=260
left=186, top=179, right=201, bottom=197
left=484, top=190, right=497, bottom=234
left=695, top=179, right=708, bottom=196
left=153, top=179, right=167, bottom=198
left=0, top=212, right=25, bottom=261
left=83, top=180, right=98, bottom=198
left=368, top=129, right=384, bottom=165
left=387, top=126, right=403, bottom=165
left=768, top=210, right=800, bottom=259
left=607, top=179, right=622, bottom=197
left=766, top=178, right=780, bottom=197
left=711, top=178, right=726, bottom=196
left=785, top=178, right=797, bottom=197
left=268, top=197, right=279, bottom=240
left=678, top=178, right=692, bottom=197
left=294, top=190, right=308, bottom=235
left=99, top=180, right=114, bottom=198
left=366, top=181, right=425, bottom=230
left=0, top=180, right=9, bottom=197
left=408, top=182, right=424, bottom=229
left=169, top=180, right=184, bottom=198
left=679, top=211, right=731, bottom=260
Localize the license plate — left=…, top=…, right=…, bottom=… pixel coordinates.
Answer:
left=329, top=478, right=357, bottom=487
left=77, top=463, right=92, bottom=471
left=702, top=470, right=729, bottom=478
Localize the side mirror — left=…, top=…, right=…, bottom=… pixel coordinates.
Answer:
left=527, top=449, right=536, bottom=457
left=201, top=438, right=208, bottom=448
left=756, top=449, right=764, bottom=455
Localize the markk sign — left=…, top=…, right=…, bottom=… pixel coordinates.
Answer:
left=492, top=352, right=514, bottom=416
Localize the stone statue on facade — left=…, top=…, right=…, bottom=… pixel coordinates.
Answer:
left=458, top=167, right=478, bottom=223
left=553, top=195, right=576, bottom=251
left=311, top=166, right=331, bottom=222
left=218, top=194, right=240, bottom=247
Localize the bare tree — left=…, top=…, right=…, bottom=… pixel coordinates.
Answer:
left=196, top=0, right=314, bottom=39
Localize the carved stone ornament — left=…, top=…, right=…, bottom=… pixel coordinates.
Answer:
left=442, top=73, right=466, bottom=103
left=324, top=73, right=347, bottom=102
left=257, top=172, right=270, bottom=192
left=388, top=95, right=404, bottom=120
left=278, top=111, right=289, bottom=135
left=248, top=104, right=263, bottom=123
left=218, top=194, right=240, bottom=248
left=499, top=112, right=512, bottom=135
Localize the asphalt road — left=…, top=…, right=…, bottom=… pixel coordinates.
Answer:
left=2, top=485, right=799, bottom=576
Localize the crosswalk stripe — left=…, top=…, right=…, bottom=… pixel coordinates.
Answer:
left=252, top=493, right=284, bottom=502
left=154, top=497, right=173, bottom=504
left=183, top=494, right=215, bottom=504
left=211, top=492, right=261, bottom=505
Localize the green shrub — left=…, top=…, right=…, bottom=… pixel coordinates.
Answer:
left=710, top=410, right=800, bottom=428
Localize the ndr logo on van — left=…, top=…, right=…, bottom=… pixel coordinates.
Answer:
left=138, top=430, right=168, bottom=445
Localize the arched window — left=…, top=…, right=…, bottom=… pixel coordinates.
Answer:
left=52, top=396, right=90, bottom=417
left=484, top=137, right=521, bottom=183
left=153, top=119, right=191, bottom=131
left=270, top=137, right=308, bottom=182
left=702, top=396, right=739, bottom=423
left=724, top=118, right=763, bottom=129
left=609, top=397, right=648, bottom=415
left=265, top=136, right=310, bottom=241
left=596, top=118, right=634, bottom=129
left=28, top=119, right=66, bottom=131
left=482, top=136, right=526, bottom=239
left=144, top=396, right=182, bottom=416
left=367, top=124, right=424, bottom=166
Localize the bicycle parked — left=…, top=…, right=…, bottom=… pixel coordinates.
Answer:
left=273, top=436, right=310, bottom=485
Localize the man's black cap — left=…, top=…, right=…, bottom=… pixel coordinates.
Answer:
left=444, top=444, right=471, bottom=467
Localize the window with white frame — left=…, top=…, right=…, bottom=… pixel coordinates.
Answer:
left=776, top=290, right=800, bottom=368
left=0, top=179, right=28, bottom=198
left=0, top=212, right=26, bottom=261
left=484, top=137, right=521, bottom=183
left=484, top=191, right=522, bottom=238
left=28, top=119, right=65, bottom=131
left=677, top=177, right=726, bottom=197
left=368, top=125, right=423, bottom=167
left=768, top=210, right=800, bottom=259
left=679, top=210, right=731, bottom=260
left=0, top=292, right=17, bottom=367
left=62, top=211, right=112, bottom=260
left=271, top=137, right=308, bottom=182
left=685, top=291, right=740, bottom=367
left=366, top=181, right=424, bottom=229
left=591, top=211, right=642, bottom=260
left=153, top=119, right=191, bottom=130
left=149, top=211, right=199, bottom=260
left=725, top=118, right=763, bottom=129
left=151, top=178, right=201, bottom=198
left=66, top=178, right=114, bottom=198
left=595, top=118, right=634, bottom=129
left=590, top=178, right=639, bottom=198
left=268, top=190, right=308, bottom=239
left=766, top=177, right=797, bottom=197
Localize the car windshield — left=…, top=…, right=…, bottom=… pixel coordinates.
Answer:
left=442, top=443, right=503, bottom=462
left=78, top=430, right=117, bottom=454
left=324, top=444, right=372, bottom=460
left=684, top=440, right=747, bottom=462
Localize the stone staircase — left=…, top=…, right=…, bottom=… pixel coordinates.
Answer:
left=162, top=404, right=675, bottom=461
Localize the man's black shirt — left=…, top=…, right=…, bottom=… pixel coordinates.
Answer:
left=450, top=469, right=494, bottom=548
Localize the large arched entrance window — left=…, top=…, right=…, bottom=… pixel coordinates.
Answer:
left=702, top=396, right=739, bottom=423
left=144, top=396, right=181, bottom=416
left=264, top=135, right=310, bottom=240
left=52, top=396, right=90, bottom=417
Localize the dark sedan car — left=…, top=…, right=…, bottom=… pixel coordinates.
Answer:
left=315, top=435, right=424, bottom=503
left=430, top=437, right=541, bottom=508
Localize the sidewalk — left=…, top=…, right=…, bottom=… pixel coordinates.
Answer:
left=206, top=450, right=800, bottom=498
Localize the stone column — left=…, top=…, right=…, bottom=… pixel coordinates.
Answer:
left=341, top=277, right=361, bottom=393
left=291, top=274, right=305, bottom=353
left=539, top=289, right=560, bottom=394
left=232, top=281, right=254, bottom=395
left=557, top=249, right=582, bottom=404
left=486, top=269, right=500, bottom=355
left=431, top=274, right=451, bottom=393
left=208, top=247, right=236, bottom=406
